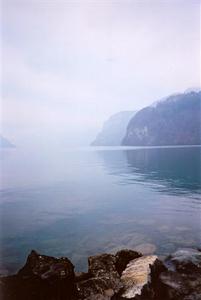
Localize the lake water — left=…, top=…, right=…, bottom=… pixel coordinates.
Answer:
left=0, top=146, right=201, bottom=275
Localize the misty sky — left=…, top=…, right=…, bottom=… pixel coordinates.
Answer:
left=1, top=0, right=200, bottom=146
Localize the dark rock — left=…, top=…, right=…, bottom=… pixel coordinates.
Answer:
left=160, top=248, right=201, bottom=300
left=77, top=253, right=123, bottom=299
left=183, top=294, right=201, bottom=300
left=160, top=270, right=201, bottom=300
left=75, top=272, right=91, bottom=282
left=18, top=250, right=74, bottom=278
left=0, top=250, right=77, bottom=300
left=1, top=248, right=201, bottom=300
left=166, top=248, right=201, bottom=274
left=77, top=277, right=117, bottom=299
left=88, top=253, right=117, bottom=278
left=149, top=258, right=167, bottom=299
left=115, top=249, right=142, bottom=275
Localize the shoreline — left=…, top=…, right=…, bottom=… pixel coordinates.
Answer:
left=1, top=247, right=201, bottom=300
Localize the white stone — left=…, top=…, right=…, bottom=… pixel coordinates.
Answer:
left=121, top=255, right=158, bottom=299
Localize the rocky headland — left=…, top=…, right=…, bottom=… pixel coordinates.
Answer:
left=122, top=91, right=201, bottom=146
left=91, top=111, right=136, bottom=146
left=1, top=248, right=201, bottom=300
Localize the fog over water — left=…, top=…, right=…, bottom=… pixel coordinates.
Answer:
left=2, top=0, right=200, bottom=146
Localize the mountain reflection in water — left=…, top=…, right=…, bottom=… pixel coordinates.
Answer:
left=0, top=146, right=200, bottom=274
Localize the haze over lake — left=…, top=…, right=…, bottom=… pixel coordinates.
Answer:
left=0, top=146, right=200, bottom=275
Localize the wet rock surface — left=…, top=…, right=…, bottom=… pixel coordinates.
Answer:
left=77, top=253, right=122, bottom=299
left=160, top=248, right=201, bottom=300
left=115, top=250, right=142, bottom=275
left=0, top=250, right=77, bottom=300
left=165, top=248, right=201, bottom=273
left=0, top=248, right=201, bottom=300
left=119, top=255, right=166, bottom=300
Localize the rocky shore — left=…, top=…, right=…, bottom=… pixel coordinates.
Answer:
left=1, top=248, right=201, bottom=300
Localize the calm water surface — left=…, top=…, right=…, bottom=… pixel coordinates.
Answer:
left=0, top=146, right=201, bottom=274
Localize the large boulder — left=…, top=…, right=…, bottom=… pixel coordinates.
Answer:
left=18, top=250, right=75, bottom=279
left=77, top=253, right=122, bottom=299
left=118, top=255, right=166, bottom=300
left=1, top=248, right=200, bottom=300
left=77, top=250, right=143, bottom=299
left=115, top=249, right=142, bottom=275
left=160, top=248, right=201, bottom=300
left=0, top=250, right=77, bottom=300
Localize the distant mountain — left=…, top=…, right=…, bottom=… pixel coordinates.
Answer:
left=91, top=111, right=136, bottom=146
left=184, top=87, right=201, bottom=93
left=122, top=91, right=201, bottom=146
left=0, top=136, right=15, bottom=148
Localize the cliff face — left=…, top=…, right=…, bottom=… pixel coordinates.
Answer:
left=92, top=111, right=135, bottom=146
left=122, top=91, right=201, bottom=146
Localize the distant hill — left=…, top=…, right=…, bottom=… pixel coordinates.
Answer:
left=91, top=111, right=136, bottom=146
left=122, top=91, right=201, bottom=146
left=0, top=136, right=15, bottom=148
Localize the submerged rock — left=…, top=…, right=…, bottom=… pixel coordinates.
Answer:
left=160, top=248, right=201, bottom=300
left=134, top=243, right=157, bottom=255
left=166, top=248, right=201, bottom=273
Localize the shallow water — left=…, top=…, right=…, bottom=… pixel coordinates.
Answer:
left=0, top=146, right=201, bottom=274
